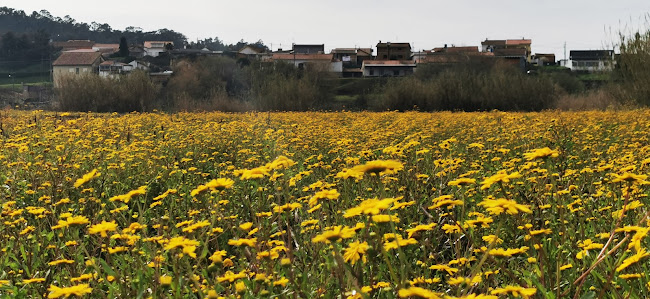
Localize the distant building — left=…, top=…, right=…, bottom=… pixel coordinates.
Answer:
left=361, top=60, right=416, bottom=77
left=237, top=45, right=268, bottom=60
left=331, top=48, right=374, bottom=66
left=144, top=41, right=174, bottom=57
left=99, top=60, right=133, bottom=78
left=482, top=39, right=532, bottom=62
left=51, top=40, right=95, bottom=51
left=569, top=50, right=615, bottom=72
left=532, top=53, right=556, bottom=66
left=270, top=53, right=342, bottom=73
left=52, top=51, right=103, bottom=87
left=292, top=44, right=325, bottom=54
left=418, top=46, right=490, bottom=65
left=92, top=43, right=120, bottom=55
left=376, top=42, right=411, bottom=60
left=129, top=45, right=146, bottom=58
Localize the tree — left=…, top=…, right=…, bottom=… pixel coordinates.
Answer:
left=118, top=36, right=129, bottom=57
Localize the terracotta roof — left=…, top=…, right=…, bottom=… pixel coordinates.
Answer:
left=53, top=51, right=102, bottom=66
left=506, top=39, right=532, bottom=45
left=271, top=53, right=333, bottom=61
left=93, top=43, right=119, bottom=49
left=357, top=48, right=373, bottom=56
left=363, top=60, right=416, bottom=66
left=144, top=41, right=173, bottom=48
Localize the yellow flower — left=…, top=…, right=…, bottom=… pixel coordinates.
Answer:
left=478, top=198, right=531, bottom=215
left=488, top=246, right=529, bottom=257
left=308, top=189, right=340, bottom=207
left=343, top=241, right=369, bottom=265
left=159, top=275, right=172, bottom=286
left=523, top=147, right=559, bottom=160
left=23, top=278, right=46, bottom=284
left=406, top=223, right=437, bottom=238
left=616, top=248, right=650, bottom=272
left=490, top=286, right=536, bottom=298
left=429, top=264, right=458, bottom=275
left=235, top=281, right=246, bottom=293
left=273, top=277, right=290, bottom=287
left=47, top=284, right=92, bottom=298
left=109, top=186, right=147, bottom=203
left=48, top=259, right=75, bottom=266
left=164, top=236, right=200, bottom=258
left=611, top=172, right=649, bottom=184
left=228, top=238, right=257, bottom=247
left=398, top=286, right=441, bottom=298
left=217, top=271, right=247, bottom=283
left=312, top=226, right=356, bottom=243
left=480, top=171, right=521, bottom=190
left=350, top=160, right=404, bottom=176
left=448, top=178, right=476, bottom=186
left=88, top=221, right=118, bottom=237
left=74, top=169, right=99, bottom=188
left=344, top=197, right=399, bottom=217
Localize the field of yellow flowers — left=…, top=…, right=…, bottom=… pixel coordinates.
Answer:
left=1, top=110, right=650, bottom=298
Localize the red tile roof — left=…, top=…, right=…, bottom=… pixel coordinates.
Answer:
left=53, top=51, right=102, bottom=66
left=506, top=39, right=532, bottom=45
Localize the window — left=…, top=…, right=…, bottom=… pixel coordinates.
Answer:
left=369, top=70, right=374, bottom=76
left=393, top=70, right=400, bottom=76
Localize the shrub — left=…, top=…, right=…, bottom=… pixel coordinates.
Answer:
left=55, top=70, right=158, bottom=112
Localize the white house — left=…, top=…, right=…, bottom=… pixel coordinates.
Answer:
left=271, top=53, right=343, bottom=74
left=144, top=41, right=173, bottom=57
left=569, top=50, right=615, bottom=72
left=361, top=60, right=416, bottom=77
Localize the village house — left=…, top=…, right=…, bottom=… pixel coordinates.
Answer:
left=129, top=45, right=146, bottom=58
left=144, top=41, right=174, bottom=57
left=98, top=60, right=133, bottom=77
left=481, top=39, right=532, bottom=63
left=52, top=50, right=103, bottom=87
left=51, top=40, right=95, bottom=51
left=237, top=45, right=268, bottom=60
left=376, top=42, right=411, bottom=60
left=292, top=44, right=325, bottom=54
left=270, top=53, right=343, bottom=74
left=532, top=53, right=556, bottom=66
left=92, top=43, right=120, bottom=55
left=418, top=45, right=490, bottom=65
left=569, top=50, right=615, bottom=72
left=361, top=60, right=416, bottom=77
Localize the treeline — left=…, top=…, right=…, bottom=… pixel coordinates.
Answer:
left=0, top=7, right=268, bottom=52
left=0, top=7, right=187, bottom=47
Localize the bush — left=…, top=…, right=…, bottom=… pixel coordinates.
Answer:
left=614, top=22, right=650, bottom=105
left=371, top=62, right=558, bottom=112
left=55, top=70, right=158, bottom=112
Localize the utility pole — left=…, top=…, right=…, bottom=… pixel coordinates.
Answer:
left=564, top=42, right=567, bottom=61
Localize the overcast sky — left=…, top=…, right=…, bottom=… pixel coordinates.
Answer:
left=4, top=0, right=650, bottom=58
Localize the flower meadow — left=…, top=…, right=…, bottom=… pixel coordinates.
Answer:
left=1, top=110, right=650, bottom=298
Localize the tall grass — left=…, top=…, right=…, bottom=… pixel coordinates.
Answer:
left=56, top=70, right=158, bottom=112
